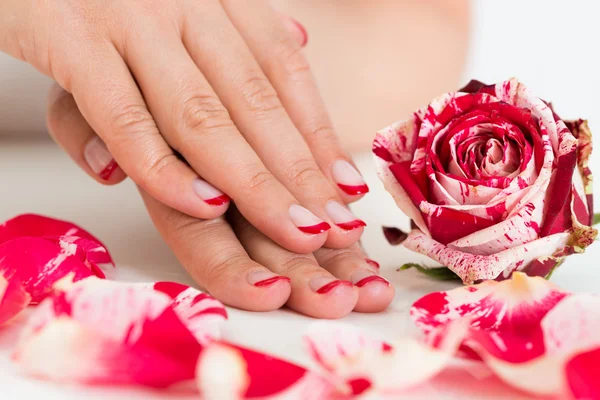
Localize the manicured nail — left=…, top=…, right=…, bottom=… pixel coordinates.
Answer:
left=247, top=271, right=290, bottom=287
left=366, top=259, right=380, bottom=269
left=331, top=160, right=369, bottom=195
left=193, top=178, right=230, bottom=206
left=289, top=204, right=331, bottom=234
left=281, top=15, right=308, bottom=47
left=351, top=269, right=390, bottom=288
left=84, top=136, right=118, bottom=180
left=325, top=201, right=367, bottom=231
left=309, top=276, right=353, bottom=294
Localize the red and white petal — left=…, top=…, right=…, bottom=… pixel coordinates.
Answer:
left=0, top=237, right=105, bottom=303
left=566, top=347, right=600, bottom=400
left=0, top=274, right=30, bottom=325
left=411, top=272, right=569, bottom=337
left=373, top=116, right=430, bottom=235
left=197, top=342, right=334, bottom=399
left=305, top=321, right=468, bottom=396
left=14, top=278, right=206, bottom=388
left=0, top=214, right=113, bottom=264
left=403, top=229, right=571, bottom=283
left=150, top=282, right=227, bottom=344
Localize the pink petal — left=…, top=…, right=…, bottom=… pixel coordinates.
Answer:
left=403, top=229, right=571, bottom=283
left=196, top=342, right=334, bottom=399
left=566, top=347, right=600, bottom=400
left=0, top=214, right=113, bottom=265
left=0, top=274, right=30, bottom=325
left=304, top=321, right=468, bottom=396
left=14, top=278, right=224, bottom=388
left=0, top=237, right=105, bottom=303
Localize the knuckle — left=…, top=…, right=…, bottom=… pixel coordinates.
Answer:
left=281, top=255, right=318, bottom=275
left=318, top=249, right=358, bottom=268
left=204, top=253, right=249, bottom=290
left=179, top=93, right=232, bottom=133
left=138, top=151, right=179, bottom=187
left=304, top=124, right=339, bottom=145
left=110, top=102, right=156, bottom=138
left=246, top=169, right=277, bottom=192
left=284, top=158, right=322, bottom=188
left=239, top=75, right=283, bottom=116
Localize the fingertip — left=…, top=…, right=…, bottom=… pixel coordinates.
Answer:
left=353, top=281, right=395, bottom=313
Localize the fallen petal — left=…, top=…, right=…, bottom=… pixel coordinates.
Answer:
left=0, top=274, right=30, bottom=325
left=566, top=347, right=600, bottom=400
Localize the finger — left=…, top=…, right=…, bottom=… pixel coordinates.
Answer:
left=314, top=245, right=394, bottom=313
left=118, top=17, right=329, bottom=254
left=139, top=189, right=291, bottom=311
left=222, top=1, right=370, bottom=201
left=180, top=1, right=365, bottom=248
left=46, top=83, right=126, bottom=185
left=68, top=45, right=230, bottom=221
left=229, top=206, right=358, bottom=319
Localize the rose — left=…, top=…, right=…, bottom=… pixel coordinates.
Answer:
left=373, top=78, right=596, bottom=284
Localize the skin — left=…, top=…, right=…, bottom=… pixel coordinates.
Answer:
left=1, top=0, right=469, bottom=318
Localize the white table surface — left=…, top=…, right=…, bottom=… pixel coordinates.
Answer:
left=0, top=139, right=599, bottom=400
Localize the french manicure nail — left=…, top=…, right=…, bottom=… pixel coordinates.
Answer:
left=351, top=269, right=390, bottom=288
left=309, top=276, right=353, bottom=294
left=247, top=271, right=290, bottom=287
left=84, top=136, right=118, bottom=180
left=366, top=259, right=380, bottom=269
left=281, top=15, right=308, bottom=47
left=325, top=201, right=367, bottom=231
left=331, top=160, right=369, bottom=195
left=193, top=178, right=230, bottom=206
left=289, top=204, right=331, bottom=234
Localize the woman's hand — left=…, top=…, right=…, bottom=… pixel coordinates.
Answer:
left=0, top=0, right=369, bottom=255
left=45, top=88, right=394, bottom=317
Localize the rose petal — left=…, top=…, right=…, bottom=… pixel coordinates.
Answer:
left=0, top=214, right=113, bottom=265
left=304, top=321, right=468, bottom=396
left=566, top=347, right=600, bottom=400
left=0, top=274, right=30, bottom=325
left=403, top=229, right=571, bottom=283
left=14, top=278, right=224, bottom=388
left=0, top=237, right=105, bottom=303
left=197, top=342, right=334, bottom=399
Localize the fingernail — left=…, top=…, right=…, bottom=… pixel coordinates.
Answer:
left=309, top=276, right=353, bottom=294
left=247, top=270, right=290, bottom=287
left=193, top=178, right=230, bottom=206
left=281, top=15, right=308, bottom=47
left=84, top=136, right=119, bottom=180
left=366, top=259, right=380, bottom=269
left=331, top=160, right=369, bottom=195
left=351, top=269, right=390, bottom=288
left=289, top=204, right=331, bottom=234
left=325, top=201, right=367, bottom=231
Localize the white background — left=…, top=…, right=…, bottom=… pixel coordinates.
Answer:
left=1, top=1, right=600, bottom=399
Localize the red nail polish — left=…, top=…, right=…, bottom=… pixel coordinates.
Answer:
left=316, top=280, right=352, bottom=294
left=337, top=183, right=370, bottom=196
left=204, top=194, right=230, bottom=206
left=336, top=220, right=367, bottom=231
left=355, top=276, right=389, bottom=288
left=99, top=160, right=119, bottom=181
left=366, top=259, right=380, bottom=269
left=297, top=222, right=331, bottom=234
left=254, top=276, right=291, bottom=287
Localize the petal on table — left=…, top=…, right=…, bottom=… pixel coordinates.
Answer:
left=403, top=229, right=570, bottom=283
left=0, top=214, right=113, bottom=265
left=0, top=237, right=105, bottom=303
left=197, top=342, right=334, bottom=400
left=411, top=272, right=569, bottom=341
left=0, top=274, right=30, bottom=325
left=304, top=321, right=468, bottom=396
left=566, top=347, right=600, bottom=400
left=150, top=281, right=227, bottom=344
left=14, top=278, right=211, bottom=388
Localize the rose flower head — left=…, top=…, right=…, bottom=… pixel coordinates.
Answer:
left=373, top=78, right=596, bottom=284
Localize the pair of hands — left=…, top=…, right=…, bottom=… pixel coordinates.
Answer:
left=1, top=0, right=394, bottom=317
